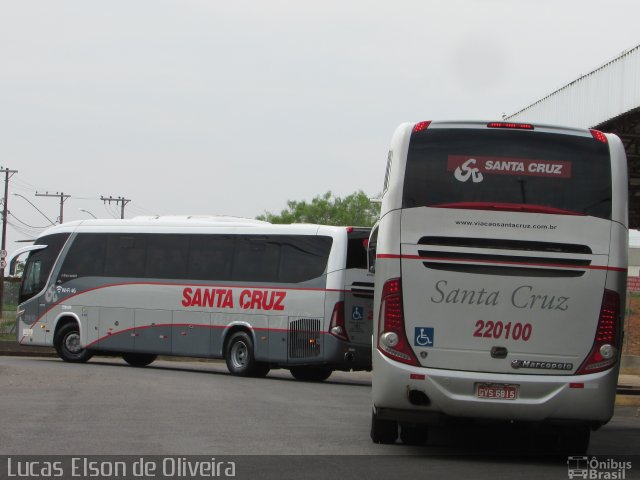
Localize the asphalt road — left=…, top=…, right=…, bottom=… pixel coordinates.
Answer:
left=1, top=356, right=639, bottom=479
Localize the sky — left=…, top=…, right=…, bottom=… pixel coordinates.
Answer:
left=2, top=0, right=640, bottom=254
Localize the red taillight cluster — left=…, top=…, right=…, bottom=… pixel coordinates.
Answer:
left=576, top=289, right=621, bottom=375
left=590, top=129, right=608, bottom=144
left=412, top=121, right=431, bottom=133
left=377, top=278, right=419, bottom=366
left=329, top=301, right=349, bottom=342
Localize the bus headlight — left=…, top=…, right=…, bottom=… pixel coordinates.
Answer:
left=599, top=344, right=616, bottom=360
left=380, top=332, right=399, bottom=348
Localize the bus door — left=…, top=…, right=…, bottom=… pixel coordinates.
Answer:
left=343, top=229, right=374, bottom=345
left=343, top=269, right=374, bottom=346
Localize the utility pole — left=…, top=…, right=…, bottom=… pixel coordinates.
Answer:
left=101, top=196, right=131, bottom=219
left=35, top=191, right=70, bottom=224
left=0, top=167, right=18, bottom=316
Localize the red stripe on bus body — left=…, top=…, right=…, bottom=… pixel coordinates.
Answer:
left=375, top=253, right=627, bottom=272
left=84, top=324, right=321, bottom=349
left=24, top=282, right=346, bottom=330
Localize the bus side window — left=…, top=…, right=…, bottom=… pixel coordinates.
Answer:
left=104, top=234, right=147, bottom=278
left=57, top=233, right=107, bottom=283
left=368, top=225, right=378, bottom=274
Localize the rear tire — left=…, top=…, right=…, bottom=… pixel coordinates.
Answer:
left=54, top=323, right=93, bottom=363
left=400, top=422, right=428, bottom=445
left=122, top=353, right=157, bottom=367
left=556, top=426, right=590, bottom=455
left=225, top=332, right=268, bottom=377
left=371, top=410, right=398, bottom=444
left=289, top=366, right=333, bottom=382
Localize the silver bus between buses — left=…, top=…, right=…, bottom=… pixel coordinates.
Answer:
left=11, top=216, right=373, bottom=382
left=369, top=121, right=628, bottom=452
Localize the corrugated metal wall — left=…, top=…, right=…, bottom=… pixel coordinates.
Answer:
left=507, top=45, right=640, bottom=128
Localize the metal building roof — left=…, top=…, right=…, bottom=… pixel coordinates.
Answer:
left=507, top=44, right=640, bottom=228
left=507, top=45, right=640, bottom=128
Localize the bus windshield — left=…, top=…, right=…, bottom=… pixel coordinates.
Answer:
left=402, top=129, right=612, bottom=219
left=19, top=233, right=70, bottom=304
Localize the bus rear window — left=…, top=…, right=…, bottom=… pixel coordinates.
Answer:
left=403, top=129, right=612, bottom=219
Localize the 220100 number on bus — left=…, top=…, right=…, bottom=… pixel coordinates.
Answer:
left=473, top=320, right=532, bottom=341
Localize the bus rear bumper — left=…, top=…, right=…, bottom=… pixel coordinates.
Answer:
left=372, top=351, right=618, bottom=427
left=323, top=335, right=372, bottom=371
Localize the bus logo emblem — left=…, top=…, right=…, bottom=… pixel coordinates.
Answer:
left=414, top=327, right=434, bottom=347
left=454, top=158, right=484, bottom=183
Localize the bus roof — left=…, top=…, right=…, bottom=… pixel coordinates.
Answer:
left=29, top=217, right=367, bottom=239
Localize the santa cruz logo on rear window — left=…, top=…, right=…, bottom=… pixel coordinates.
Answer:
left=454, top=158, right=484, bottom=183
left=449, top=155, right=572, bottom=183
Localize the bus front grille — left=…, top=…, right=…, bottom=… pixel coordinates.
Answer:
left=288, top=318, right=322, bottom=359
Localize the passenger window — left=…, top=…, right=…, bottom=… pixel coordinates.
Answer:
left=104, top=234, right=147, bottom=278
left=279, top=236, right=332, bottom=283
left=57, top=233, right=107, bottom=282
left=188, top=235, right=234, bottom=281
left=232, top=237, right=280, bottom=282
left=146, top=235, right=188, bottom=279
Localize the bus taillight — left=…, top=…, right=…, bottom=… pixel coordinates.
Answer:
left=412, top=121, right=431, bottom=133
left=377, top=278, right=419, bottom=366
left=329, top=301, right=349, bottom=342
left=487, top=122, right=534, bottom=130
left=590, top=129, right=608, bottom=144
left=576, top=289, right=621, bottom=375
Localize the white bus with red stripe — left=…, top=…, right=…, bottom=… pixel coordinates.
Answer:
left=369, top=121, right=628, bottom=451
left=11, top=217, right=373, bottom=382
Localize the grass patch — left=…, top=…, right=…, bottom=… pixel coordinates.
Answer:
left=0, top=318, right=15, bottom=337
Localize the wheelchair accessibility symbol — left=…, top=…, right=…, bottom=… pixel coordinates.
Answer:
left=351, top=306, right=364, bottom=321
left=414, top=327, right=434, bottom=347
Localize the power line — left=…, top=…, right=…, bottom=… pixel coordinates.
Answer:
left=13, top=193, right=56, bottom=225
left=8, top=212, right=50, bottom=229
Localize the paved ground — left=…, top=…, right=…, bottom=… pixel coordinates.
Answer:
left=1, top=355, right=639, bottom=480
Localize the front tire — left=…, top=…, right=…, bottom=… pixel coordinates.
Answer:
left=225, top=332, right=269, bottom=377
left=122, top=353, right=157, bottom=367
left=289, top=366, right=333, bottom=382
left=54, top=323, right=93, bottom=363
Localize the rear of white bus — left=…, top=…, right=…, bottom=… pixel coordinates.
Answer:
left=371, top=121, right=628, bottom=451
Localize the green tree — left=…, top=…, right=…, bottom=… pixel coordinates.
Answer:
left=257, top=190, right=380, bottom=227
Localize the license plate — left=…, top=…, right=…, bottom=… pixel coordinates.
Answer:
left=476, top=383, right=519, bottom=400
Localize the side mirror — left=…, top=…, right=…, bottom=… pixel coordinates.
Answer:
left=367, top=224, right=378, bottom=274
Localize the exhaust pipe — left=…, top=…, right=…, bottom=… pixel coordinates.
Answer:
left=408, top=389, right=431, bottom=406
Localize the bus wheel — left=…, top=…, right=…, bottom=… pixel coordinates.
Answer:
left=225, top=332, right=263, bottom=377
left=122, top=353, right=157, bottom=367
left=371, top=410, right=398, bottom=444
left=289, top=366, right=333, bottom=382
left=54, top=323, right=93, bottom=363
left=555, top=426, right=590, bottom=455
left=400, top=422, right=428, bottom=445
